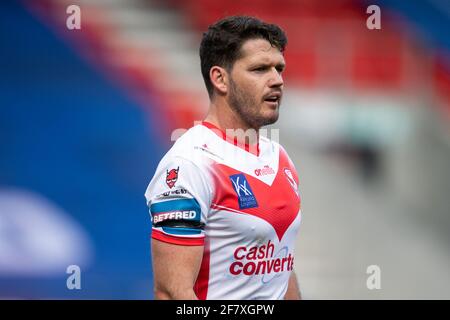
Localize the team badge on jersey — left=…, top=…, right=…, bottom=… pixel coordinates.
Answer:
left=166, top=167, right=179, bottom=188
left=229, top=173, right=258, bottom=209
left=283, top=168, right=299, bottom=196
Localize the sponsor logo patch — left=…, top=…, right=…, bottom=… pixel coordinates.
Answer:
left=153, top=210, right=197, bottom=224
left=155, top=188, right=188, bottom=199
left=229, top=241, right=295, bottom=281
left=254, top=165, right=275, bottom=177
left=150, top=198, right=201, bottom=225
left=229, top=173, right=258, bottom=209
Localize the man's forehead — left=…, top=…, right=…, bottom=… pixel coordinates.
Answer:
left=238, top=38, right=284, bottom=63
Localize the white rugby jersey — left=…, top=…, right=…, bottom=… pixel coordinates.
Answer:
left=145, top=122, right=302, bottom=300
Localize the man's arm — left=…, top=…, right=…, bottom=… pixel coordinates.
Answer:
left=151, top=238, right=204, bottom=300
left=284, top=271, right=302, bottom=300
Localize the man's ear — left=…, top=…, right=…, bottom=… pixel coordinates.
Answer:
left=209, top=66, right=228, bottom=95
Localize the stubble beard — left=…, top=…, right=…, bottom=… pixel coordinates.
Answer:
left=228, top=77, right=279, bottom=130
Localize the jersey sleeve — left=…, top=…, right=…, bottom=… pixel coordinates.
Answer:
left=144, top=156, right=211, bottom=246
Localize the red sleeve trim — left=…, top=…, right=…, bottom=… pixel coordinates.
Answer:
left=151, top=229, right=205, bottom=246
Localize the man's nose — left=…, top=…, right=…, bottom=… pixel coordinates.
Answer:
left=269, top=68, right=284, bottom=87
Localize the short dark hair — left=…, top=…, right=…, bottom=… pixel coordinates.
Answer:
left=199, top=16, right=287, bottom=97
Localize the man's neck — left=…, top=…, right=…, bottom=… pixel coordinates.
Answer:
left=204, top=101, right=260, bottom=145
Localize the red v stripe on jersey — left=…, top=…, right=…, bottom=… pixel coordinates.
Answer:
left=211, top=154, right=300, bottom=241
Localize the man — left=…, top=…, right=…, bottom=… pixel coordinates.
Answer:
left=145, top=16, right=302, bottom=300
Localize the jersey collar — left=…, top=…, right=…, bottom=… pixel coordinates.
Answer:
left=201, top=121, right=260, bottom=157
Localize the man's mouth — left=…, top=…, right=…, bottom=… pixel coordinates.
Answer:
left=263, top=92, right=282, bottom=106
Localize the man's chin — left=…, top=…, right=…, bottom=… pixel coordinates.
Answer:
left=259, top=111, right=279, bottom=127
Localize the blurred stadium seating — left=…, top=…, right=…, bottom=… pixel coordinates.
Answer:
left=0, top=0, right=449, bottom=298
left=0, top=0, right=168, bottom=299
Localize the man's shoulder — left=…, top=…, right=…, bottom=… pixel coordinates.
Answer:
left=146, top=125, right=212, bottom=202
left=160, top=124, right=210, bottom=166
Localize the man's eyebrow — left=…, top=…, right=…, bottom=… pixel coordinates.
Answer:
left=249, top=63, right=269, bottom=68
left=249, top=61, right=285, bottom=68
